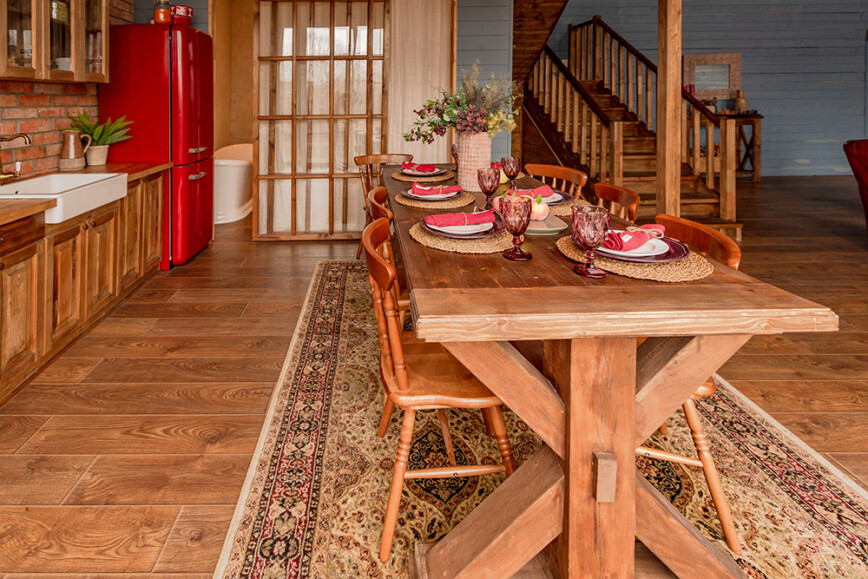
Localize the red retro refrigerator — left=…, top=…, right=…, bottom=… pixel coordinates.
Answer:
left=100, top=23, right=214, bottom=269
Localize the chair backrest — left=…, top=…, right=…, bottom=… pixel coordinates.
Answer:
left=362, top=218, right=409, bottom=391
left=655, top=214, right=741, bottom=270
left=524, top=163, right=589, bottom=200
left=594, top=183, right=640, bottom=222
left=354, top=154, right=414, bottom=204
left=843, top=140, right=868, bottom=234
left=368, top=186, right=393, bottom=222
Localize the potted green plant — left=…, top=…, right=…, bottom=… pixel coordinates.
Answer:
left=67, top=111, right=133, bottom=166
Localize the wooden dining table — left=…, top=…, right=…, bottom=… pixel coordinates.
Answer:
left=382, top=166, right=838, bottom=578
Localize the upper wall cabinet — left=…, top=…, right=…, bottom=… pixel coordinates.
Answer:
left=1, top=0, right=109, bottom=83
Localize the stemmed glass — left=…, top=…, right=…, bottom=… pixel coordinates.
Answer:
left=477, top=167, right=501, bottom=209
left=501, top=156, right=521, bottom=189
left=500, top=195, right=533, bottom=261
left=570, top=205, right=611, bottom=278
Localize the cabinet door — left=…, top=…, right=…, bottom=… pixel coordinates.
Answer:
left=1, top=0, right=39, bottom=79
left=142, top=174, right=164, bottom=272
left=0, top=241, right=42, bottom=382
left=47, top=0, right=76, bottom=81
left=83, top=206, right=118, bottom=320
left=47, top=223, right=84, bottom=348
left=118, top=180, right=143, bottom=291
left=82, top=0, right=107, bottom=82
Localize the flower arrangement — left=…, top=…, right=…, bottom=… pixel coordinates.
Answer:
left=404, top=64, right=518, bottom=144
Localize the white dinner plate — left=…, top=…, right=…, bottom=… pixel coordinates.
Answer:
left=597, top=232, right=669, bottom=258
left=401, top=167, right=448, bottom=177
left=426, top=222, right=494, bottom=235
left=403, top=189, right=461, bottom=201
left=541, top=192, right=563, bottom=204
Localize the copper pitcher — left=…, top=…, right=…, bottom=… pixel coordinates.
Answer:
left=60, top=130, right=91, bottom=160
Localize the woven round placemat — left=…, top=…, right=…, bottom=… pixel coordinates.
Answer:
left=409, top=223, right=513, bottom=254
left=390, top=171, right=455, bottom=183
left=394, top=192, right=475, bottom=209
left=549, top=195, right=591, bottom=217
left=555, top=236, right=714, bottom=282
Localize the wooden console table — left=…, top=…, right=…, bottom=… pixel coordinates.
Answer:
left=720, top=114, right=762, bottom=182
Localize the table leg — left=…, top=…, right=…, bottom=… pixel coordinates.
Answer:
left=543, top=338, right=637, bottom=578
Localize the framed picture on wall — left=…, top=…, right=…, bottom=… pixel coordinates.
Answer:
left=683, top=53, right=741, bottom=100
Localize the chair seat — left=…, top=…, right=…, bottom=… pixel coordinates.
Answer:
left=384, top=335, right=501, bottom=409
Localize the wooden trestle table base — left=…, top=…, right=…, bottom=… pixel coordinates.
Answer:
left=383, top=167, right=838, bottom=578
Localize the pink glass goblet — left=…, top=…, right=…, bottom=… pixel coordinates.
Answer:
left=500, top=195, right=533, bottom=261
left=501, top=156, right=521, bottom=189
left=478, top=167, right=501, bottom=209
left=570, top=205, right=611, bottom=278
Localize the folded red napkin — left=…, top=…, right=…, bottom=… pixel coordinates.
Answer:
left=490, top=162, right=502, bottom=169
left=424, top=209, right=495, bottom=228
left=410, top=183, right=462, bottom=196
left=602, top=224, right=665, bottom=251
left=506, top=185, right=554, bottom=199
left=403, top=161, right=437, bottom=173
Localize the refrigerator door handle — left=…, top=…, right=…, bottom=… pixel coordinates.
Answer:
left=189, top=171, right=208, bottom=181
left=188, top=146, right=207, bottom=153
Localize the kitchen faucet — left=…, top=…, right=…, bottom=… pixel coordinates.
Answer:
left=0, top=134, right=32, bottom=184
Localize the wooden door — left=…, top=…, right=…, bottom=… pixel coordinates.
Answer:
left=47, top=223, right=84, bottom=349
left=0, top=241, right=43, bottom=384
left=118, top=179, right=142, bottom=292
left=83, top=206, right=118, bottom=320
left=254, top=0, right=389, bottom=240
left=0, top=0, right=40, bottom=79
left=142, top=174, right=164, bottom=272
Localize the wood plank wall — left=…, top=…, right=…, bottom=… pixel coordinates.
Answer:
left=548, top=0, right=867, bottom=176
left=457, top=0, right=514, bottom=160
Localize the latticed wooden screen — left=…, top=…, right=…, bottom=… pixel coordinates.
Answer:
left=254, top=0, right=388, bottom=240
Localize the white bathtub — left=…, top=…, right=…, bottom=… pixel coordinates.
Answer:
left=213, top=143, right=253, bottom=224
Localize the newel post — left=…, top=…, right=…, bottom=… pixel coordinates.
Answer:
left=611, top=121, right=624, bottom=187
left=656, top=0, right=682, bottom=217
left=719, top=118, right=737, bottom=222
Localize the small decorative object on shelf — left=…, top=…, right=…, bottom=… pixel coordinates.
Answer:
left=154, top=0, right=171, bottom=24
left=67, top=111, right=133, bottom=166
left=734, top=90, right=748, bottom=114
left=404, top=63, right=518, bottom=192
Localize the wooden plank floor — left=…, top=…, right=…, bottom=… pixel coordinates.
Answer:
left=0, top=176, right=865, bottom=575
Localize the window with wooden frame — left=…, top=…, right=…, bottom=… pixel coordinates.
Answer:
left=683, top=53, right=741, bottom=101
left=254, top=0, right=389, bottom=240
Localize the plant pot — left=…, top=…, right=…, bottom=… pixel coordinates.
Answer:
left=456, top=131, right=491, bottom=192
left=86, top=144, right=109, bottom=166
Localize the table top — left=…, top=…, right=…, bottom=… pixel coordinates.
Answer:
left=384, top=166, right=837, bottom=341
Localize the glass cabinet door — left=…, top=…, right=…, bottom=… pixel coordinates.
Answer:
left=84, top=0, right=107, bottom=81
left=3, top=0, right=36, bottom=78
left=49, top=0, right=74, bottom=80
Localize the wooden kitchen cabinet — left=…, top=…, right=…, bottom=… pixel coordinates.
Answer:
left=0, top=240, right=44, bottom=392
left=0, top=0, right=109, bottom=83
left=82, top=204, right=119, bottom=320
left=118, top=180, right=143, bottom=292
left=46, top=222, right=84, bottom=348
left=141, top=174, right=164, bottom=272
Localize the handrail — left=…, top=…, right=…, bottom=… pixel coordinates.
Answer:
left=542, top=45, right=611, bottom=126
left=570, top=16, right=720, bottom=125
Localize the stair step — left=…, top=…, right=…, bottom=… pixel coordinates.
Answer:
left=624, top=153, right=657, bottom=173
left=638, top=190, right=718, bottom=205
left=624, top=137, right=656, bottom=155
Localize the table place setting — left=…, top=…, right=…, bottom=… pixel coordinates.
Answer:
left=391, top=161, right=455, bottom=183
left=409, top=207, right=513, bottom=253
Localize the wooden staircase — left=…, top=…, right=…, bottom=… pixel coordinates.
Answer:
left=521, top=17, right=742, bottom=238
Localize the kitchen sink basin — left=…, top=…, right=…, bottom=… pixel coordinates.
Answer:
left=0, top=173, right=128, bottom=223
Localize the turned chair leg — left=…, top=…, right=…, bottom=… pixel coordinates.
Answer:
left=682, top=399, right=742, bottom=554
left=380, top=409, right=415, bottom=562
left=377, top=397, right=395, bottom=438
left=487, top=406, right=516, bottom=476
left=437, top=409, right=457, bottom=466
left=481, top=407, right=496, bottom=437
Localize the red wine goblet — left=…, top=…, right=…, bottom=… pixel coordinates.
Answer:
left=500, top=195, right=533, bottom=261
left=478, top=167, right=501, bottom=209
left=501, top=156, right=521, bottom=189
left=570, top=205, right=611, bottom=278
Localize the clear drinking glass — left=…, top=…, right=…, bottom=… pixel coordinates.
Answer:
left=501, top=156, right=521, bottom=189
left=500, top=195, right=533, bottom=261
left=477, top=167, right=501, bottom=209
left=570, top=205, right=611, bottom=278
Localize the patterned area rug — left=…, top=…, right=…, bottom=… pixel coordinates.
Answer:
left=216, top=261, right=868, bottom=578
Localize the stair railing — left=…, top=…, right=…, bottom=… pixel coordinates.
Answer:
left=570, top=16, right=737, bottom=221
left=529, top=46, right=624, bottom=186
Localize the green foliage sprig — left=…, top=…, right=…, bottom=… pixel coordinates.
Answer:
left=68, top=111, right=133, bottom=146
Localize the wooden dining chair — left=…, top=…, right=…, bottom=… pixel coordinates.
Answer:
left=368, top=187, right=410, bottom=328
left=594, top=183, right=641, bottom=222
left=637, top=214, right=742, bottom=554
left=524, top=163, right=589, bottom=201
left=354, top=154, right=413, bottom=258
left=362, top=218, right=516, bottom=562
left=843, top=140, right=868, bottom=235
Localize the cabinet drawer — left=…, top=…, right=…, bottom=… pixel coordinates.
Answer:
left=0, top=214, right=45, bottom=257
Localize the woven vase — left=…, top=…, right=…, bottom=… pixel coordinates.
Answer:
left=456, top=131, right=491, bottom=192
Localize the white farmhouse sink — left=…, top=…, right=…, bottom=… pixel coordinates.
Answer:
left=0, top=173, right=127, bottom=223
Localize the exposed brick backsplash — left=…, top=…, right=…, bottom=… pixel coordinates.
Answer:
left=0, top=0, right=134, bottom=178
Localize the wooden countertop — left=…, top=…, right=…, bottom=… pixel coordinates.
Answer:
left=0, top=198, right=57, bottom=227
left=74, top=162, right=173, bottom=182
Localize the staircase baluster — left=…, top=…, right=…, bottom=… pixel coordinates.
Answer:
left=612, top=121, right=624, bottom=186
left=692, top=108, right=701, bottom=173
left=600, top=124, right=609, bottom=183
left=705, top=118, right=715, bottom=190
left=637, top=62, right=644, bottom=126
left=681, top=100, right=689, bottom=164
left=645, top=67, right=653, bottom=132
left=609, top=36, right=615, bottom=95
left=590, top=115, right=599, bottom=178
left=580, top=102, right=589, bottom=165
left=627, top=53, right=634, bottom=114
left=572, top=91, right=579, bottom=152
left=620, top=45, right=626, bottom=104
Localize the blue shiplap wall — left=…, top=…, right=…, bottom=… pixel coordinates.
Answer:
left=457, top=0, right=514, bottom=159
left=549, top=0, right=867, bottom=176
left=133, top=0, right=209, bottom=33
